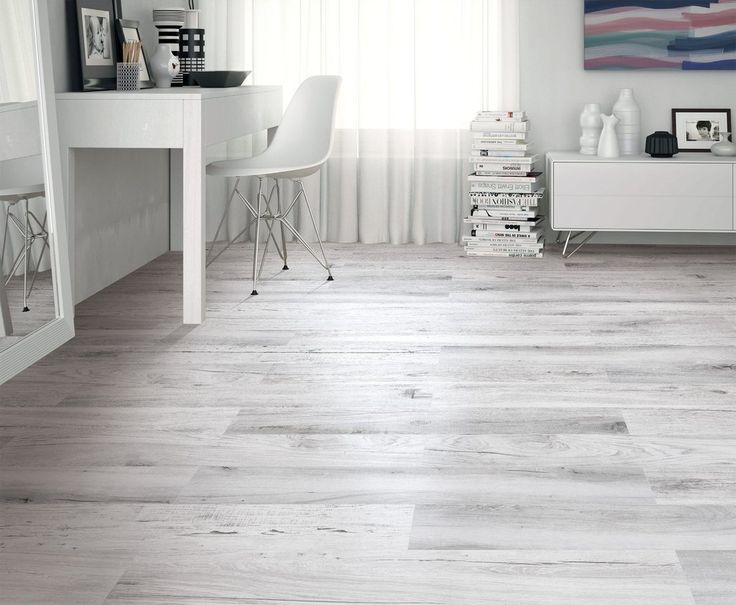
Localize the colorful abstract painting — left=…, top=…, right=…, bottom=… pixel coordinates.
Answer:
left=585, top=0, right=736, bottom=70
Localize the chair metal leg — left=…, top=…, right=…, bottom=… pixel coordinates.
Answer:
left=250, top=178, right=264, bottom=296
left=297, top=180, right=333, bottom=281
left=206, top=178, right=240, bottom=266
left=276, top=180, right=289, bottom=270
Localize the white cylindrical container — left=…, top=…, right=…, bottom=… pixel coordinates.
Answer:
left=579, top=103, right=603, bottom=155
left=613, top=88, right=641, bottom=155
left=598, top=114, right=620, bottom=158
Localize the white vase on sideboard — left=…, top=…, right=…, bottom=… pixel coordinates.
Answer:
left=613, top=88, right=641, bottom=155
left=598, top=114, right=620, bottom=158
left=579, top=103, right=603, bottom=155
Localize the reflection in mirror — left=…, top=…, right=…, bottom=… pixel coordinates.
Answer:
left=0, top=0, right=58, bottom=354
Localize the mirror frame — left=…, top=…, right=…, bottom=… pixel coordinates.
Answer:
left=0, top=0, right=75, bottom=384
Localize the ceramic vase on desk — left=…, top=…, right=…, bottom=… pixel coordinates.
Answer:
left=579, top=103, right=603, bottom=155
left=598, top=114, right=620, bottom=158
left=151, top=44, right=180, bottom=88
left=613, top=88, right=641, bottom=155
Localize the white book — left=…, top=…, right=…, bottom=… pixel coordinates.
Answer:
left=465, top=237, right=544, bottom=248
left=465, top=249, right=544, bottom=258
left=469, top=180, right=542, bottom=194
left=475, top=110, right=526, bottom=120
left=472, top=142, right=533, bottom=152
left=470, top=149, right=529, bottom=158
left=468, top=214, right=543, bottom=226
left=470, top=120, right=530, bottom=133
left=465, top=229, right=544, bottom=241
left=474, top=169, right=538, bottom=177
left=472, top=131, right=527, bottom=140
left=470, top=189, right=545, bottom=205
left=470, top=154, right=539, bottom=166
left=471, top=208, right=538, bottom=220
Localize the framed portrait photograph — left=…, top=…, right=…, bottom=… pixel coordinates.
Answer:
left=115, top=20, right=155, bottom=88
left=76, top=0, right=118, bottom=90
left=672, top=108, right=732, bottom=152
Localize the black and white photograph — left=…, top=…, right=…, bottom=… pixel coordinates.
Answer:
left=672, top=108, right=732, bottom=151
left=81, top=7, right=112, bottom=66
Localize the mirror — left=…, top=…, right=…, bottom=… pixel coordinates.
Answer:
left=0, top=0, right=74, bottom=382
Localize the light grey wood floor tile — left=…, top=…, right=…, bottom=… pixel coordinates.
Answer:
left=678, top=551, right=736, bottom=605
left=624, top=409, right=736, bottom=436
left=0, top=467, right=197, bottom=503
left=103, top=550, right=696, bottom=605
left=410, top=503, right=736, bottom=550
left=0, top=552, right=128, bottom=605
left=176, top=465, right=654, bottom=505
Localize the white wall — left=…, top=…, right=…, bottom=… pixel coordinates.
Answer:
left=519, top=0, right=736, bottom=245
left=50, top=0, right=179, bottom=303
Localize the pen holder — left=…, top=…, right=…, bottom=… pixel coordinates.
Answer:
left=117, top=63, right=141, bottom=91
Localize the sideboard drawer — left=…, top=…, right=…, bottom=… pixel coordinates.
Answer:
left=554, top=162, right=732, bottom=198
left=553, top=194, right=733, bottom=231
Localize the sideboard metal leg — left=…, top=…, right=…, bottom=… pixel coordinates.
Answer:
left=561, top=231, right=597, bottom=259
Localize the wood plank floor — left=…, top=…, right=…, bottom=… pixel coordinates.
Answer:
left=1, top=243, right=736, bottom=604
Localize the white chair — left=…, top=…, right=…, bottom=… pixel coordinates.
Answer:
left=206, top=75, right=341, bottom=295
left=0, top=184, right=48, bottom=312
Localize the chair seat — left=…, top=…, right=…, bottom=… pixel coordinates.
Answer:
left=0, top=184, right=45, bottom=203
left=206, top=155, right=321, bottom=180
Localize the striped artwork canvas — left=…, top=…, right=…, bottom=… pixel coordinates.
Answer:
left=585, top=0, right=736, bottom=70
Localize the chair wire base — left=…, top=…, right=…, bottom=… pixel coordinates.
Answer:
left=1, top=198, right=49, bottom=311
left=206, top=177, right=333, bottom=295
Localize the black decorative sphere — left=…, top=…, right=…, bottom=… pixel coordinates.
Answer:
left=645, top=131, right=678, bottom=158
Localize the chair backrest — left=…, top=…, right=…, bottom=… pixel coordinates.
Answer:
left=266, top=75, right=342, bottom=170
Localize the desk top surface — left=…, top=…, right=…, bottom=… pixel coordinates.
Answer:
left=548, top=151, right=736, bottom=164
left=57, top=85, right=281, bottom=102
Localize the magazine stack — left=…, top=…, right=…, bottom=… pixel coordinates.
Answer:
left=464, top=110, right=545, bottom=258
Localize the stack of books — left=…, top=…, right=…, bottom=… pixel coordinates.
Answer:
left=463, top=110, right=545, bottom=258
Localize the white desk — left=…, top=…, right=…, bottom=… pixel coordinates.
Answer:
left=56, top=86, right=282, bottom=324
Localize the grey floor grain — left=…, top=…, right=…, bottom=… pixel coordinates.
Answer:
left=2, top=242, right=735, bottom=604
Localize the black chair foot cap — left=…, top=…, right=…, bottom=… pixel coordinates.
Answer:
left=282, top=265, right=289, bottom=271
left=22, top=306, right=30, bottom=313
left=327, top=275, right=334, bottom=281
left=251, top=290, right=259, bottom=296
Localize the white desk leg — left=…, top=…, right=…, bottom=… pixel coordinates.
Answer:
left=60, top=145, right=77, bottom=303
left=182, top=101, right=206, bottom=325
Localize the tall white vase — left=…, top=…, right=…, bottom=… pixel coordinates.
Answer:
left=613, top=88, right=641, bottom=155
left=151, top=44, right=180, bottom=88
left=579, top=103, right=603, bottom=155
left=598, top=114, right=620, bottom=158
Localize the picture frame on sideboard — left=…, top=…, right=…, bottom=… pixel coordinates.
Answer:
left=672, top=108, right=732, bottom=152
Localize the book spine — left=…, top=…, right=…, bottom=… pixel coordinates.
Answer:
left=475, top=170, right=534, bottom=177
left=470, top=182, right=539, bottom=193
left=472, top=212, right=537, bottom=220
left=465, top=250, right=543, bottom=258
left=476, top=111, right=526, bottom=119
left=470, top=150, right=527, bottom=158
left=472, top=132, right=527, bottom=141
left=472, top=143, right=531, bottom=151
left=471, top=120, right=530, bottom=132
left=467, top=230, right=542, bottom=240
left=469, top=223, right=538, bottom=233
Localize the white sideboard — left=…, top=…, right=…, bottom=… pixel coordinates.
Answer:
left=547, top=152, right=736, bottom=234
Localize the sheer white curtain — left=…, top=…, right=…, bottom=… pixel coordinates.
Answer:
left=0, top=0, right=36, bottom=104
left=201, top=0, right=519, bottom=244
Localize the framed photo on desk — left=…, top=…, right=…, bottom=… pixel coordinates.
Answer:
left=75, top=0, right=117, bottom=91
